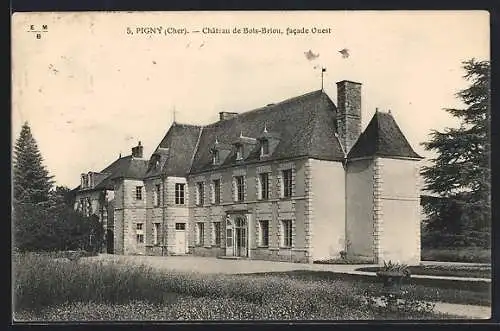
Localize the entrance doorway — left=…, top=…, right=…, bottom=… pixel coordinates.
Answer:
left=226, top=215, right=248, bottom=257
left=106, top=229, right=114, bottom=254
left=234, top=217, right=247, bottom=257
left=175, top=223, right=187, bottom=254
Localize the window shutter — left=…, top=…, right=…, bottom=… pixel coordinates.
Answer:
left=196, top=184, right=200, bottom=205
left=277, top=173, right=283, bottom=198
left=232, top=177, right=236, bottom=201
left=256, top=175, right=261, bottom=200
left=210, top=181, right=215, bottom=204
left=243, top=176, right=247, bottom=201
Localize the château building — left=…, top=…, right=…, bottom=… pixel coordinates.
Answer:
left=74, top=79, right=423, bottom=264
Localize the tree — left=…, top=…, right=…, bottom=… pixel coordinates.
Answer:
left=13, top=123, right=105, bottom=253
left=421, top=59, right=490, bottom=241
left=13, top=122, right=54, bottom=206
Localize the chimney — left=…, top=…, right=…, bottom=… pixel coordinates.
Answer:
left=219, top=112, right=238, bottom=121
left=131, top=141, right=144, bottom=158
left=336, top=80, right=362, bottom=154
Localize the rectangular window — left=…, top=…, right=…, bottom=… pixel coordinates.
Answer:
left=259, top=220, right=269, bottom=247
left=236, top=144, right=243, bottom=160
left=155, top=184, right=161, bottom=207
left=281, top=220, right=292, bottom=247
left=196, top=222, right=205, bottom=246
left=235, top=176, right=245, bottom=202
left=212, top=222, right=221, bottom=246
left=153, top=223, right=160, bottom=245
left=196, top=182, right=204, bottom=206
left=261, top=139, right=269, bottom=156
left=175, top=223, right=186, bottom=230
left=175, top=183, right=185, bottom=205
left=213, top=179, right=221, bottom=205
left=282, top=169, right=293, bottom=198
left=259, top=173, right=269, bottom=200
left=136, top=186, right=143, bottom=200
left=136, top=223, right=144, bottom=244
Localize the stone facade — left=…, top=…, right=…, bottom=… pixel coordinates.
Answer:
left=74, top=79, right=422, bottom=265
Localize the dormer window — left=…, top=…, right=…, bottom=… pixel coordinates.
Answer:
left=212, top=150, right=220, bottom=165
left=236, top=144, right=243, bottom=160
left=261, top=139, right=269, bottom=156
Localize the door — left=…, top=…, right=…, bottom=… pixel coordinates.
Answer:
left=106, top=229, right=114, bottom=254
left=175, top=223, right=186, bottom=254
left=225, top=219, right=234, bottom=257
left=234, top=217, right=248, bottom=257
left=235, top=227, right=247, bottom=257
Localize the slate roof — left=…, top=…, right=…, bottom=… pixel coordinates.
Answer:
left=145, top=123, right=202, bottom=178
left=189, top=90, right=345, bottom=174
left=76, top=155, right=148, bottom=192
left=77, top=88, right=421, bottom=188
left=347, top=111, right=423, bottom=159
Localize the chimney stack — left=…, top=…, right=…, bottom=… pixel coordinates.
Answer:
left=131, top=141, right=144, bottom=158
left=336, top=80, right=362, bottom=154
left=219, top=112, right=238, bottom=121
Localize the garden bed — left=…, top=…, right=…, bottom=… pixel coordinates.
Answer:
left=356, top=265, right=491, bottom=279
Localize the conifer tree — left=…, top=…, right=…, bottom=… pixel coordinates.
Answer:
left=13, top=122, right=54, bottom=205
left=421, top=59, right=490, bottom=241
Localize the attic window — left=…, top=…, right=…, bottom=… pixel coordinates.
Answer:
left=236, top=144, right=243, bottom=160
left=155, top=160, right=160, bottom=168
left=212, top=150, right=219, bottom=165
left=261, top=139, right=269, bottom=156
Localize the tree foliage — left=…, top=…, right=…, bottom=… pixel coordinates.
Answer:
left=13, top=122, right=104, bottom=253
left=13, top=122, right=54, bottom=206
left=421, top=59, right=491, bottom=239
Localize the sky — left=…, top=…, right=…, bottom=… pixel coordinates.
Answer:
left=12, top=11, right=490, bottom=188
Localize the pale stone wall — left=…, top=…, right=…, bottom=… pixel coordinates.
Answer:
left=121, top=179, right=147, bottom=255
left=144, top=177, right=164, bottom=254
left=164, top=176, right=189, bottom=254
left=186, top=158, right=309, bottom=262
left=346, top=158, right=375, bottom=259
left=377, top=157, right=421, bottom=264
left=113, top=180, right=125, bottom=254
left=309, top=159, right=346, bottom=261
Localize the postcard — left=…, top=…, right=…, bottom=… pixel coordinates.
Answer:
left=11, top=11, right=491, bottom=321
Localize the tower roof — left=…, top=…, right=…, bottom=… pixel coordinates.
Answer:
left=347, top=111, right=423, bottom=160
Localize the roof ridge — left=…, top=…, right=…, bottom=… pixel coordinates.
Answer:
left=172, top=122, right=204, bottom=128
left=205, top=89, right=324, bottom=127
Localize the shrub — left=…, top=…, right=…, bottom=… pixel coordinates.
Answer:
left=422, top=230, right=490, bottom=249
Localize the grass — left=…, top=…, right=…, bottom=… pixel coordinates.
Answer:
left=421, top=247, right=491, bottom=263
left=13, top=253, right=448, bottom=321
left=356, top=265, right=491, bottom=279
left=243, top=270, right=491, bottom=307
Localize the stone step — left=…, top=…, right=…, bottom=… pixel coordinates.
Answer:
left=217, top=255, right=245, bottom=260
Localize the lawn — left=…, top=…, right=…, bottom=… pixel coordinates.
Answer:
left=13, top=253, right=449, bottom=321
left=421, top=247, right=491, bottom=263
left=355, top=265, right=491, bottom=279
left=243, top=270, right=491, bottom=307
